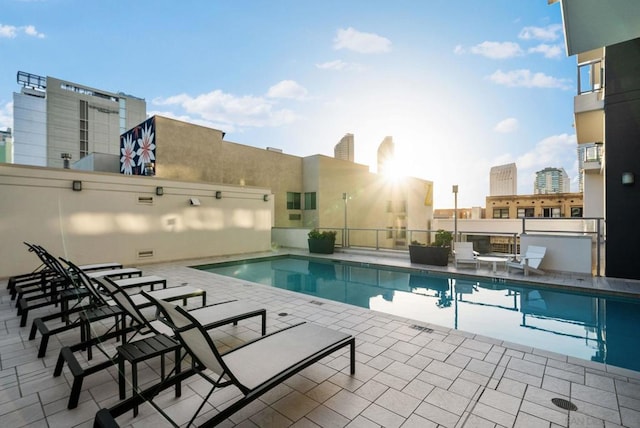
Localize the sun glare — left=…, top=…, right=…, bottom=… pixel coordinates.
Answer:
left=381, top=159, right=404, bottom=182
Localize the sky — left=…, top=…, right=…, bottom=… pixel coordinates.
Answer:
left=0, top=0, right=579, bottom=208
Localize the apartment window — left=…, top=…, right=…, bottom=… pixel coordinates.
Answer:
left=398, top=200, right=407, bottom=213
left=493, top=208, right=509, bottom=218
left=543, top=207, right=561, bottom=218
left=517, top=207, right=534, bottom=218
left=286, top=192, right=301, bottom=209
left=79, top=100, right=89, bottom=158
left=386, top=201, right=392, bottom=213
left=304, top=192, right=316, bottom=210
left=386, top=227, right=393, bottom=239
left=571, top=207, right=583, bottom=218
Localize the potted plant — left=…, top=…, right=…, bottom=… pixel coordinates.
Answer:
left=307, top=229, right=337, bottom=254
left=408, top=229, right=452, bottom=266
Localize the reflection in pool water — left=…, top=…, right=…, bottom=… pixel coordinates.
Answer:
left=197, top=256, right=640, bottom=372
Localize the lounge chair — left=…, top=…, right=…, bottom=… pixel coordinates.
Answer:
left=53, top=275, right=266, bottom=410
left=11, top=243, right=122, bottom=301
left=453, top=242, right=479, bottom=269
left=29, top=258, right=205, bottom=358
left=93, top=291, right=356, bottom=427
left=506, top=245, right=546, bottom=276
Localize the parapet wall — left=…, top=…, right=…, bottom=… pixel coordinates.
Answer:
left=0, top=164, right=273, bottom=278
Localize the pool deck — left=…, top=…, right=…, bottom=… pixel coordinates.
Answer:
left=1, top=248, right=640, bottom=428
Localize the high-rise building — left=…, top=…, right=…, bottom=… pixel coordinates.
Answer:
left=12, top=71, right=146, bottom=168
left=334, top=133, right=354, bottom=162
left=0, top=128, right=12, bottom=163
left=534, top=167, right=570, bottom=194
left=489, top=163, right=517, bottom=196
left=377, top=136, right=394, bottom=174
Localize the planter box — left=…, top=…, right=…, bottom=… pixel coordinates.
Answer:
left=308, top=239, right=335, bottom=254
left=409, top=245, right=450, bottom=266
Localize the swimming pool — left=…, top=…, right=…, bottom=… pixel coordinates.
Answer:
left=196, top=255, right=640, bottom=372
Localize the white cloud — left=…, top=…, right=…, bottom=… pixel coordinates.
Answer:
left=488, top=69, right=572, bottom=90
left=470, top=41, right=523, bottom=59
left=23, top=25, right=45, bottom=38
left=516, top=133, right=576, bottom=171
left=0, top=101, right=13, bottom=130
left=333, top=27, right=391, bottom=54
left=0, top=24, right=17, bottom=38
left=267, top=80, right=308, bottom=100
left=0, top=23, right=45, bottom=38
left=316, top=59, right=364, bottom=72
left=518, top=24, right=563, bottom=42
left=453, top=44, right=465, bottom=55
left=152, top=89, right=297, bottom=128
left=494, top=118, right=519, bottom=133
left=528, top=43, right=563, bottom=59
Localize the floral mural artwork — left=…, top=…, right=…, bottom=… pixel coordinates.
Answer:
left=119, top=116, right=156, bottom=175
left=136, top=121, right=156, bottom=167
left=120, top=133, right=136, bottom=175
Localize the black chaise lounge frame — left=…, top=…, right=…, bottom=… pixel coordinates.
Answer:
left=55, top=273, right=265, bottom=410
left=94, top=291, right=355, bottom=428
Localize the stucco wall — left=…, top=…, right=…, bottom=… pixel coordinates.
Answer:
left=0, top=164, right=273, bottom=278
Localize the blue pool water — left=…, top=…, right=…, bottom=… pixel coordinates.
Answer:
left=196, top=255, right=640, bottom=372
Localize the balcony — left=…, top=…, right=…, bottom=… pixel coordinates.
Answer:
left=574, top=58, right=604, bottom=114
left=582, top=142, right=603, bottom=173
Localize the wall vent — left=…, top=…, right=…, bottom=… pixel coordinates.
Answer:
left=137, top=196, right=154, bottom=205
left=137, top=249, right=154, bottom=258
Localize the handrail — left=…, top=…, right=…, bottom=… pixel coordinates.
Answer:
left=310, top=216, right=605, bottom=276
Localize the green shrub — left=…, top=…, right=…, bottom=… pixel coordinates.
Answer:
left=308, top=229, right=337, bottom=242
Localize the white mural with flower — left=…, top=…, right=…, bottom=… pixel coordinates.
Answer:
left=136, top=122, right=156, bottom=166
left=119, top=117, right=157, bottom=175
left=120, top=133, right=136, bottom=175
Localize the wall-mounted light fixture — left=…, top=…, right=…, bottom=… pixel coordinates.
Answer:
left=72, top=180, right=82, bottom=191
left=155, top=186, right=164, bottom=196
left=622, top=172, right=635, bottom=185
left=263, top=194, right=269, bottom=202
left=189, top=197, right=201, bottom=206
left=215, top=191, right=222, bottom=199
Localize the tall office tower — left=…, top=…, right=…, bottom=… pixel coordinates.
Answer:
left=534, top=167, right=571, bottom=194
left=377, top=136, right=395, bottom=174
left=0, top=128, right=12, bottom=163
left=489, top=163, right=517, bottom=196
left=334, top=133, right=355, bottom=162
left=12, top=71, right=146, bottom=168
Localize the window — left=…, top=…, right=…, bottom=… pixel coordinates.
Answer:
left=286, top=192, right=301, bottom=210
left=517, top=207, right=534, bottom=218
left=543, top=207, right=561, bottom=218
left=79, top=100, right=89, bottom=158
left=571, top=207, right=583, bottom=218
left=386, top=201, right=392, bottom=213
left=304, top=192, right=316, bottom=210
left=493, top=208, right=509, bottom=218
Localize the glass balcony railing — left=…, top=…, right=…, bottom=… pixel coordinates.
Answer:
left=577, top=59, right=604, bottom=95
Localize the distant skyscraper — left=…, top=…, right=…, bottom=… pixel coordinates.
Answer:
left=377, top=136, right=395, bottom=174
left=334, top=133, right=354, bottom=162
left=0, top=128, right=12, bottom=163
left=490, top=163, right=517, bottom=196
left=534, top=167, right=570, bottom=194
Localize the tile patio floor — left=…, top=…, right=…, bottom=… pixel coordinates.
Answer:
left=1, top=248, right=640, bottom=428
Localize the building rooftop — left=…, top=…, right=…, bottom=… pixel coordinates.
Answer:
left=1, top=248, right=639, bottom=427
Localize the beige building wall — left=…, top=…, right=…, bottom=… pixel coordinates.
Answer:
left=0, top=164, right=272, bottom=278
left=136, top=116, right=434, bottom=241
left=486, top=193, right=584, bottom=218
left=45, top=77, right=146, bottom=168
left=153, top=116, right=303, bottom=227
left=303, top=155, right=432, bottom=249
